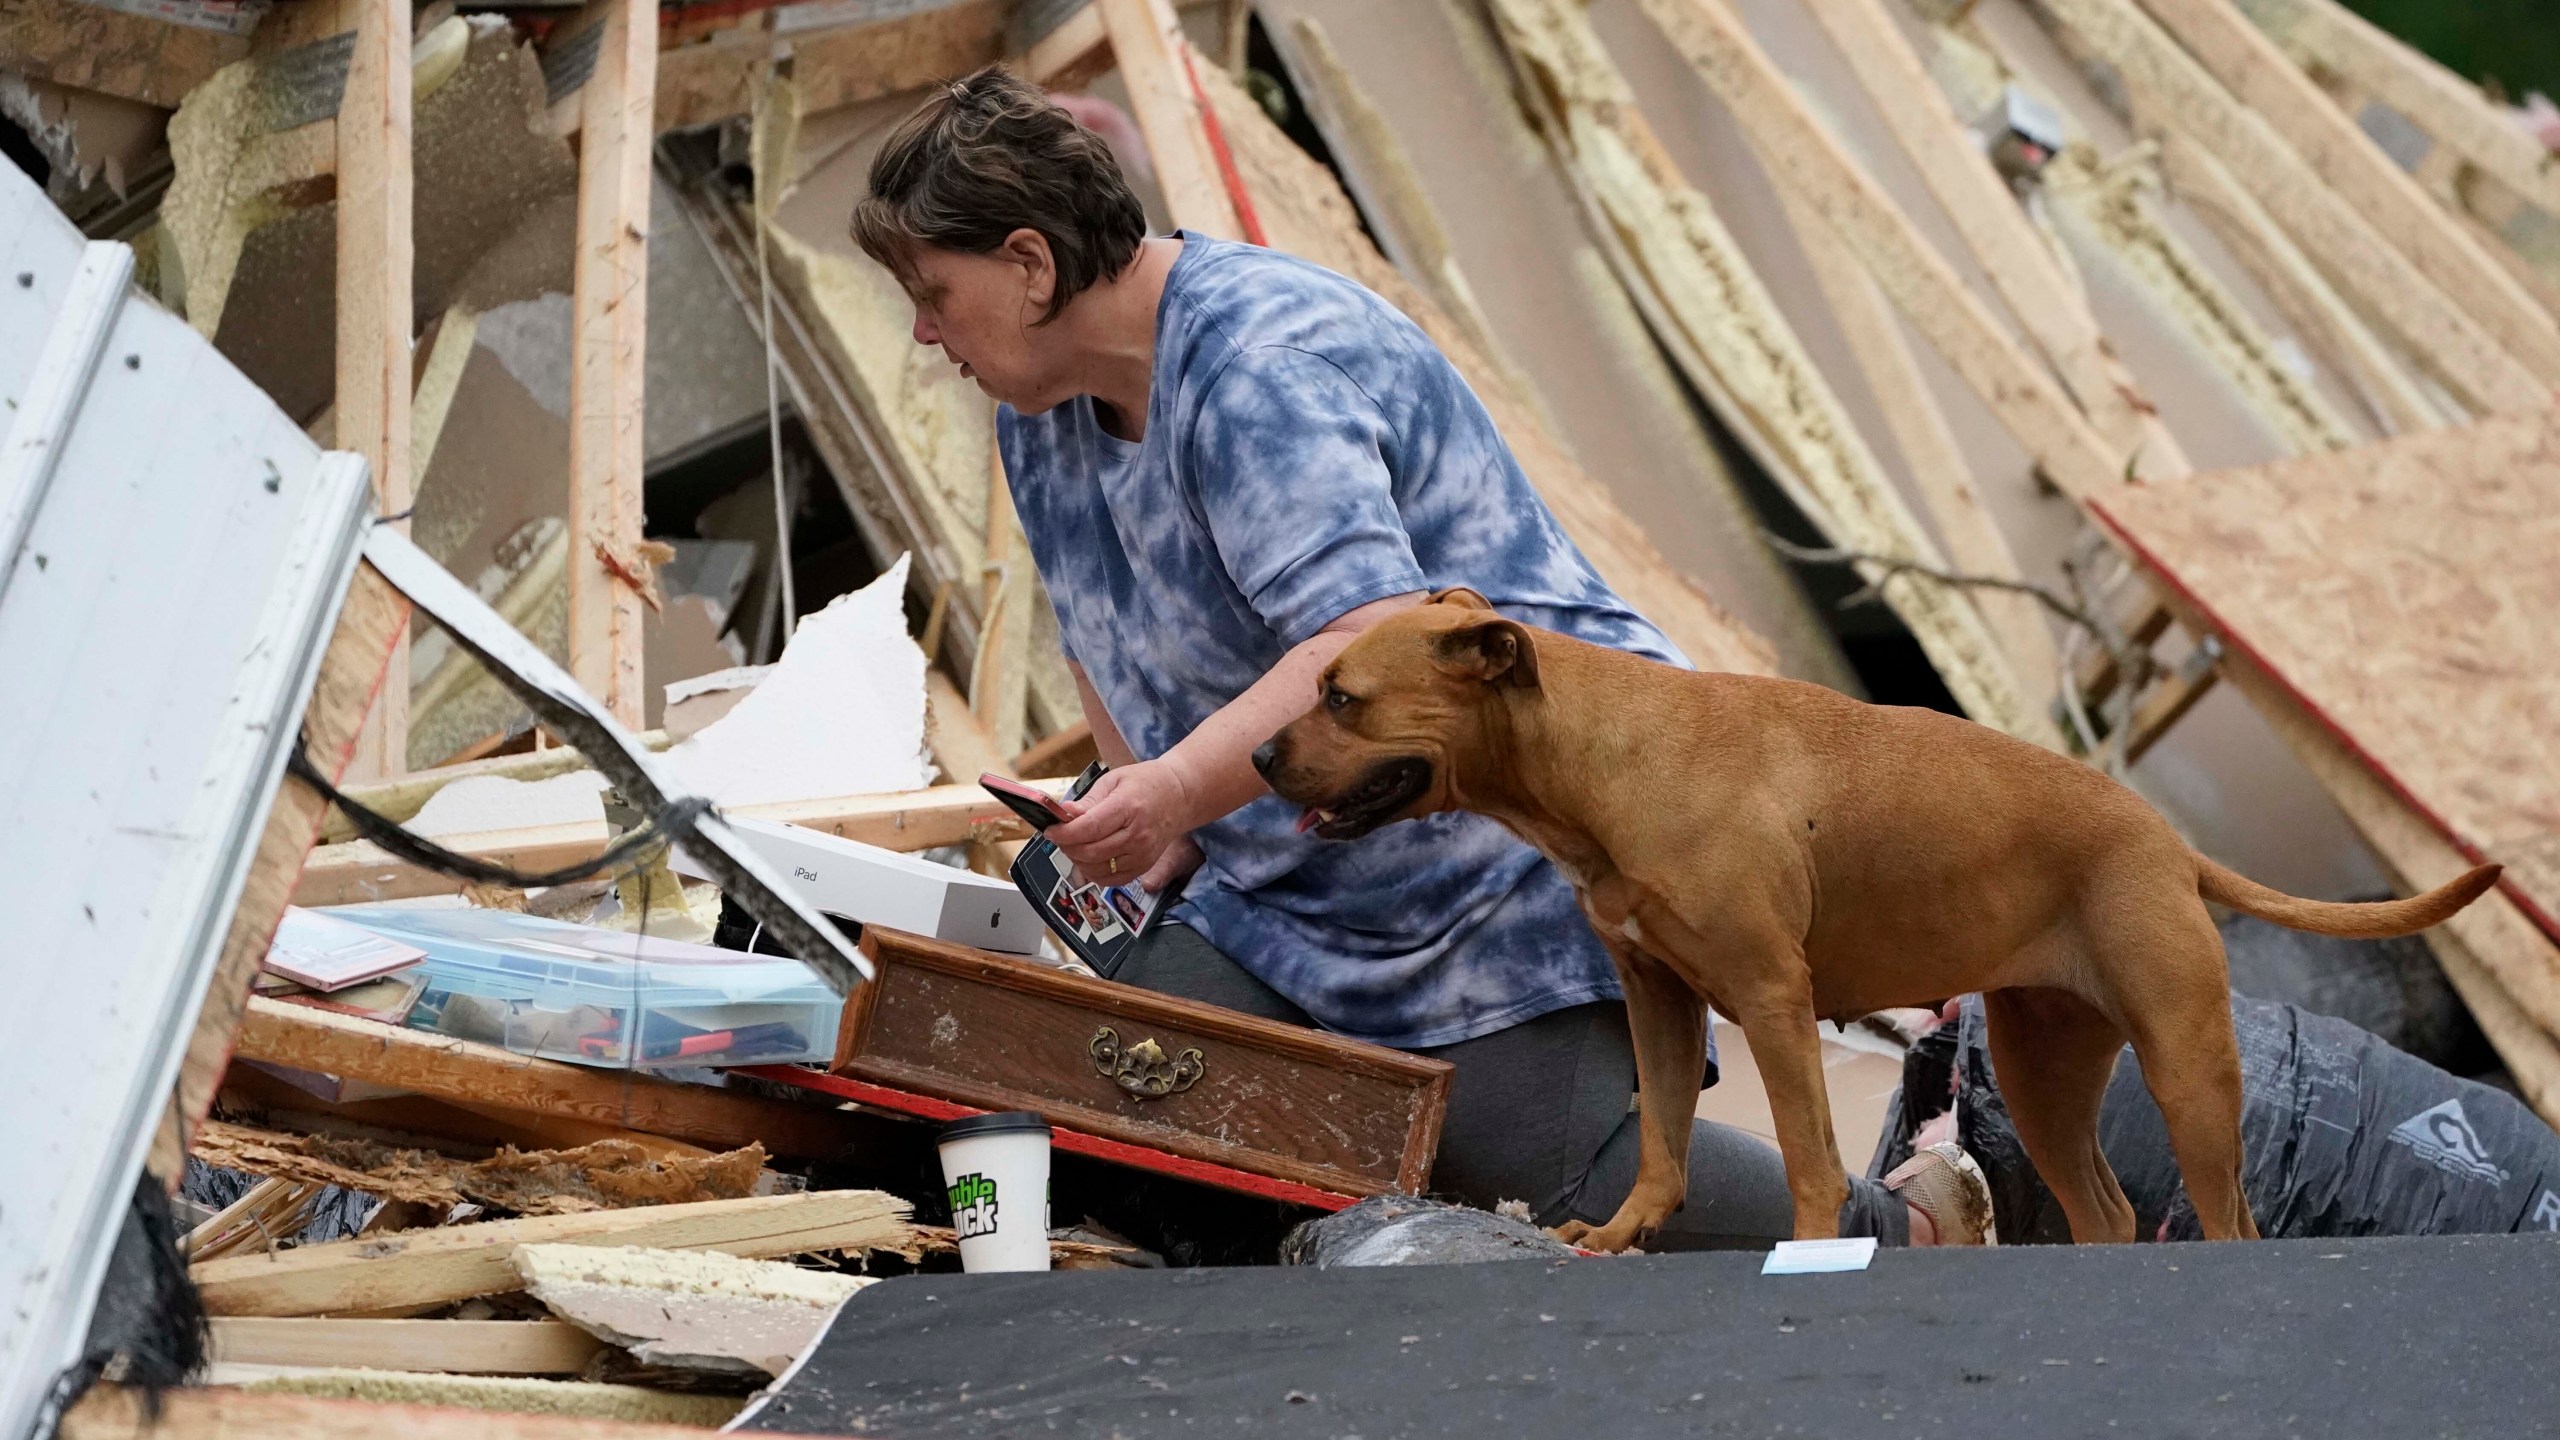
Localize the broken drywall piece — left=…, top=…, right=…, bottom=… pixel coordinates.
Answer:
left=0, top=73, right=168, bottom=198
left=664, top=665, right=769, bottom=708
left=768, top=226, right=997, bottom=556
left=663, top=665, right=769, bottom=742
left=407, top=770, right=609, bottom=838
left=643, top=594, right=749, bottom=730
left=661, top=555, right=931, bottom=807
left=512, top=1243, right=872, bottom=1376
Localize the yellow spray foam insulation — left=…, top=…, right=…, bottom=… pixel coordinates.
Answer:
left=1922, top=17, right=2011, bottom=118
left=2044, top=144, right=2357, bottom=456
left=162, top=17, right=475, bottom=339
left=749, top=76, right=987, bottom=572
left=238, top=1369, right=743, bottom=1427
left=1489, top=0, right=2059, bottom=748
left=162, top=54, right=329, bottom=337
left=770, top=229, right=996, bottom=566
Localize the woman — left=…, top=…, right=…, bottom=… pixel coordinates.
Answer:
left=851, top=68, right=1977, bottom=1247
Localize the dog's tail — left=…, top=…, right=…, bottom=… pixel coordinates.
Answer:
left=2194, top=854, right=2502, bottom=939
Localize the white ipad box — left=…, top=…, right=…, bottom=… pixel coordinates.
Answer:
left=670, top=815, right=1046, bottom=956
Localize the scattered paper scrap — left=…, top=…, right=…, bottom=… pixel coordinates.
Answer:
left=1761, top=1237, right=1878, bottom=1276
left=263, top=907, right=426, bottom=992
left=407, top=770, right=610, bottom=838
left=661, top=555, right=931, bottom=807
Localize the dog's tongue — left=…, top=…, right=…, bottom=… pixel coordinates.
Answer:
left=1296, top=807, right=1322, bottom=834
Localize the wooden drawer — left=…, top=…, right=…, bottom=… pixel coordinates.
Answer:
left=833, top=929, right=1451, bottom=1197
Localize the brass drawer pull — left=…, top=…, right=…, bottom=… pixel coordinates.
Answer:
left=1090, top=1027, right=1205, bottom=1099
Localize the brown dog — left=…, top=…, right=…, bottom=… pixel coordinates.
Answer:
left=1253, top=589, right=2500, bottom=1249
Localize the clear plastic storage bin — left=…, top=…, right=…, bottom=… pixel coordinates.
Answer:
left=325, top=907, right=842, bottom=1070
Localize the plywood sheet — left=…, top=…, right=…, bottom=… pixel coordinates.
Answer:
left=2098, top=412, right=2560, bottom=942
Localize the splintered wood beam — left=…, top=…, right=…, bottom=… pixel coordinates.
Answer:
left=226, top=997, right=863, bottom=1160
left=925, top=665, right=1016, bottom=785
left=289, top=778, right=1063, bottom=905
left=1634, top=0, right=2125, bottom=502
left=973, top=443, right=1032, bottom=759
left=1014, top=721, right=1099, bottom=778
left=1797, top=0, right=2190, bottom=482
left=2072, top=593, right=2173, bottom=711
left=2131, top=0, right=2560, bottom=388
left=927, top=663, right=1023, bottom=874
left=2248, top=0, right=2560, bottom=221
left=315, top=730, right=670, bottom=842
left=1772, top=184, right=2061, bottom=693
left=2118, top=640, right=2220, bottom=764
left=291, top=819, right=613, bottom=906
left=147, top=565, right=412, bottom=1183
left=209, top=1318, right=606, bottom=1376
left=2036, top=0, right=2547, bottom=416
left=1025, top=4, right=1112, bottom=88
left=650, top=0, right=1011, bottom=132
left=338, top=0, right=414, bottom=780
left=184, top=1178, right=326, bottom=1264
left=61, top=1387, right=735, bottom=1440
left=568, top=0, right=657, bottom=727
left=409, top=305, right=479, bottom=486
left=190, top=1190, right=915, bottom=1317
left=215, top=1056, right=714, bottom=1162
left=1095, top=0, right=1243, bottom=237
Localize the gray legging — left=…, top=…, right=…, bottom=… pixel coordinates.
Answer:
left=1112, top=923, right=1907, bottom=1248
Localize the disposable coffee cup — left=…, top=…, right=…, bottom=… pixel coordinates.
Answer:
left=936, top=1111, right=1052, bottom=1273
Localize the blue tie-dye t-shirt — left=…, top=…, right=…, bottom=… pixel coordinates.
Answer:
left=998, top=234, right=1689, bottom=1049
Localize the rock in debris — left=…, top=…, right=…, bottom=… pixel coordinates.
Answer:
left=1280, top=1195, right=1576, bottom=1268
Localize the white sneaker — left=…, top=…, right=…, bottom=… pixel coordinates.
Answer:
left=1883, top=1140, right=1998, bottom=1246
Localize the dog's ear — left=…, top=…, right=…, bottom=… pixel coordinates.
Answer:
left=1434, top=617, right=1540, bottom=688
left=1430, top=586, right=1494, bottom=611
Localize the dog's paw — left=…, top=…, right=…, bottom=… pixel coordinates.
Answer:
left=1549, top=1217, right=1653, bottom=1254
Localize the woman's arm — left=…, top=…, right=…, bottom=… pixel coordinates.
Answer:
left=1047, top=591, right=1425, bottom=884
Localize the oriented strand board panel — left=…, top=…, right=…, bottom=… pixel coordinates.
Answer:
left=2098, top=413, right=2560, bottom=942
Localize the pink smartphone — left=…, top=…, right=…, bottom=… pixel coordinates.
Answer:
left=982, top=773, right=1075, bottom=830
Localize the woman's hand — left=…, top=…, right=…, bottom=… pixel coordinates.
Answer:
left=1141, top=833, right=1205, bottom=893
left=1048, top=758, right=1201, bottom=886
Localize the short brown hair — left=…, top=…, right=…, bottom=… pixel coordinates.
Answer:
left=853, top=66, right=1148, bottom=323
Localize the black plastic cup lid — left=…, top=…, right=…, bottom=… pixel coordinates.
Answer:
left=938, top=1111, right=1052, bottom=1143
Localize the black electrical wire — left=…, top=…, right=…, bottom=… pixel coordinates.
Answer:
left=285, top=743, right=712, bottom=891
